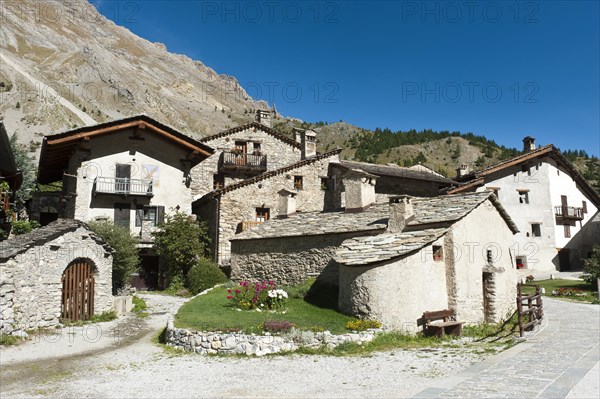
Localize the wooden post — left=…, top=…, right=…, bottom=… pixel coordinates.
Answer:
left=517, top=283, right=524, bottom=337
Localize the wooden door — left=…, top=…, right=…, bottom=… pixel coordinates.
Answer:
left=116, top=164, right=131, bottom=192
left=61, top=259, right=95, bottom=321
left=558, top=249, right=570, bottom=271
left=234, top=141, right=247, bottom=165
left=114, top=203, right=131, bottom=230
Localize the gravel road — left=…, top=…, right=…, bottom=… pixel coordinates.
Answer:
left=0, top=294, right=489, bottom=398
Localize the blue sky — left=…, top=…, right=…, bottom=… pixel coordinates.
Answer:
left=94, top=1, right=600, bottom=156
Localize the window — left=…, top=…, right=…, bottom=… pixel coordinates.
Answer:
left=516, top=257, right=526, bottom=269
left=114, top=203, right=130, bottom=229
left=253, top=142, right=261, bottom=153
left=564, top=224, right=571, bottom=238
left=135, top=206, right=164, bottom=227
left=531, top=223, right=541, bottom=237
left=255, top=207, right=269, bottom=222
left=582, top=201, right=587, bottom=214
left=213, top=174, right=224, bottom=190
left=486, top=250, right=493, bottom=263
left=433, top=246, right=443, bottom=262
left=518, top=190, right=529, bottom=204
left=320, top=177, right=329, bottom=191
left=294, top=176, right=303, bottom=190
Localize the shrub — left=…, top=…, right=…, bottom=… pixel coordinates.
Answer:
left=345, top=319, right=382, bottom=331
left=88, top=220, right=140, bottom=294
left=91, top=310, right=117, bottom=322
left=187, top=258, right=227, bottom=295
left=227, top=280, right=287, bottom=310
left=11, top=220, right=40, bottom=235
left=165, top=275, right=190, bottom=297
left=582, top=245, right=600, bottom=288
left=152, top=212, right=211, bottom=287
left=132, top=296, right=148, bottom=315
left=263, top=320, right=295, bottom=334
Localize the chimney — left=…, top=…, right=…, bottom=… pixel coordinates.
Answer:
left=387, top=196, right=414, bottom=233
left=292, top=127, right=303, bottom=144
left=343, top=169, right=377, bottom=213
left=300, top=129, right=317, bottom=159
left=523, top=136, right=536, bottom=152
left=278, top=189, right=297, bottom=218
left=455, top=164, right=470, bottom=178
left=256, top=110, right=271, bottom=127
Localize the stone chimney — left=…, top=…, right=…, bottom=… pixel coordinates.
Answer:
left=343, top=169, right=377, bottom=213
left=300, top=129, right=317, bottom=159
left=455, top=164, right=470, bottom=178
left=292, top=127, right=303, bottom=144
left=256, top=110, right=271, bottom=127
left=278, top=189, right=297, bottom=218
left=387, top=196, right=414, bottom=233
left=523, top=136, right=536, bottom=152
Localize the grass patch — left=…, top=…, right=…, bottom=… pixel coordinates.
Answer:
left=175, top=283, right=355, bottom=334
left=61, top=310, right=118, bottom=326
left=132, top=295, right=149, bottom=317
left=522, top=279, right=599, bottom=304
left=0, top=334, right=21, bottom=346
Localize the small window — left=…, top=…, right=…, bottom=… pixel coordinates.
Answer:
left=320, top=177, right=329, bottom=191
left=531, top=223, right=541, bottom=237
left=135, top=206, right=159, bottom=227
left=213, top=174, right=224, bottom=190
left=486, top=250, right=493, bottom=263
left=518, top=190, right=529, bottom=204
left=433, top=245, right=443, bottom=262
left=582, top=201, right=587, bottom=214
left=256, top=207, right=270, bottom=222
left=516, top=257, right=526, bottom=269
left=564, top=224, right=571, bottom=238
left=294, top=176, right=303, bottom=190
left=252, top=142, right=262, bottom=155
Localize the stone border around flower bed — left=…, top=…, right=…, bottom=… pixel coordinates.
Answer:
left=165, top=320, right=380, bottom=356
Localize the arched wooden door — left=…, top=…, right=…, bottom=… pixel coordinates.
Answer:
left=61, top=259, right=95, bottom=321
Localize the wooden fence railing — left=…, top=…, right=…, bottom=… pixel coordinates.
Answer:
left=516, top=283, right=544, bottom=337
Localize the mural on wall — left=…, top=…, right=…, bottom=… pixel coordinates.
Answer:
left=143, top=165, right=160, bottom=188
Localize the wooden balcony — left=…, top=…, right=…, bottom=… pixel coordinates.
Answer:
left=554, top=206, right=584, bottom=221
left=93, top=177, right=153, bottom=197
left=219, top=151, right=267, bottom=174
left=240, top=220, right=263, bottom=232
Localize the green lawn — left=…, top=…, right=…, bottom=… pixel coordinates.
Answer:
left=175, top=283, right=356, bottom=334
left=522, top=279, right=598, bottom=303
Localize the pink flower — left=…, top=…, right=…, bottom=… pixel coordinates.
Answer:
left=227, top=295, right=233, bottom=299
left=228, top=289, right=232, bottom=293
left=235, top=289, right=241, bottom=294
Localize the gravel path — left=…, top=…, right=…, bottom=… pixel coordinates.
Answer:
left=0, top=293, right=488, bottom=398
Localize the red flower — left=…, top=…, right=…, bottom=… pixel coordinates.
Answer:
left=227, top=295, right=233, bottom=299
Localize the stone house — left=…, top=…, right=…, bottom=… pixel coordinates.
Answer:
left=194, top=148, right=342, bottom=267
left=34, top=115, right=214, bottom=289
left=449, top=137, right=600, bottom=272
left=190, top=110, right=307, bottom=198
left=0, top=219, right=113, bottom=333
left=0, top=122, right=22, bottom=239
left=230, top=171, right=519, bottom=331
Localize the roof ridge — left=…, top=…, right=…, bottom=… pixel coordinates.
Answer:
left=205, top=149, right=342, bottom=199
left=469, top=144, right=554, bottom=177
left=200, top=121, right=302, bottom=149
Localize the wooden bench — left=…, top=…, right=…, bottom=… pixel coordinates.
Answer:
left=422, top=309, right=463, bottom=338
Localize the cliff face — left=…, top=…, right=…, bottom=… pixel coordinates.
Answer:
left=0, top=0, right=266, bottom=147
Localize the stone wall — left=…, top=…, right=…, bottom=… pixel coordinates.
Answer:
left=166, top=319, right=378, bottom=356
left=230, top=230, right=374, bottom=286
left=0, top=225, right=113, bottom=333
left=190, top=126, right=302, bottom=198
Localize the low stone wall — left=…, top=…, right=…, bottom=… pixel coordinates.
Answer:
left=166, top=320, right=379, bottom=356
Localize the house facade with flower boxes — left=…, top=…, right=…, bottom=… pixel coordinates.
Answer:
left=230, top=171, right=520, bottom=331
left=448, top=137, right=600, bottom=273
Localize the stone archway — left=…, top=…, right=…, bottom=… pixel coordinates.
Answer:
left=61, top=258, right=95, bottom=321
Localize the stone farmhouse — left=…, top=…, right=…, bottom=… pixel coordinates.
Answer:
left=1, top=122, right=22, bottom=239
left=448, top=137, right=600, bottom=273
left=230, top=171, right=519, bottom=330
left=34, top=115, right=214, bottom=289
left=0, top=219, right=114, bottom=332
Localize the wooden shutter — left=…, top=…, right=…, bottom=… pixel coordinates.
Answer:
left=157, top=206, right=165, bottom=225
left=564, top=224, right=571, bottom=238
left=582, top=201, right=587, bottom=214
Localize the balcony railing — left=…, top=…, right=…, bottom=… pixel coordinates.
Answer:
left=240, top=220, right=264, bottom=232
left=554, top=206, right=584, bottom=220
left=219, top=151, right=267, bottom=174
left=93, top=177, right=153, bottom=197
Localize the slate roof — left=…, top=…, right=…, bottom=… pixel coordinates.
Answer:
left=0, top=219, right=112, bottom=262
left=232, top=191, right=518, bottom=242
left=336, top=160, right=456, bottom=185
left=334, top=228, right=448, bottom=266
